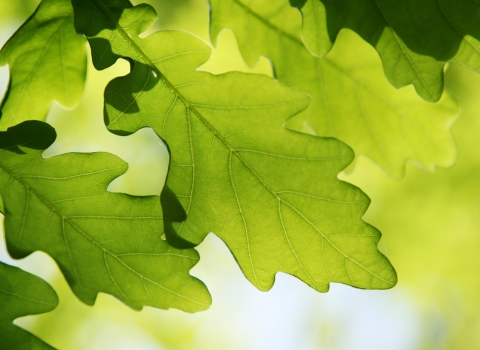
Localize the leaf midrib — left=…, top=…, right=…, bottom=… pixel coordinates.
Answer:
left=370, top=0, right=434, bottom=99
left=90, top=0, right=290, bottom=204
left=231, top=0, right=301, bottom=44
left=0, top=286, right=56, bottom=307
left=92, top=0, right=395, bottom=287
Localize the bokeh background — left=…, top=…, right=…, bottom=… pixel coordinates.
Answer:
left=1, top=1, right=480, bottom=349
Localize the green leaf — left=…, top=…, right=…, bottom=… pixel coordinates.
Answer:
left=0, top=121, right=211, bottom=312
left=209, top=0, right=458, bottom=178
left=73, top=0, right=397, bottom=292
left=0, top=262, right=57, bottom=350
left=297, top=0, right=480, bottom=102
left=0, top=0, right=87, bottom=130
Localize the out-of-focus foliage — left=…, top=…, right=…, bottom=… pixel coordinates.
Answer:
left=0, top=262, right=57, bottom=349
left=210, top=0, right=458, bottom=178
left=74, top=0, right=396, bottom=292
left=343, top=63, right=480, bottom=349
left=297, top=0, right=480, bottom=102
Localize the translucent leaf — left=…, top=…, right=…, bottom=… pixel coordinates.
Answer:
left=210, top=0, right=458, bottom=178
left=0, top=262, right=57, bottom=349
left=0, top=121, right=211, bottom=312
left=73, top=0, right=397, bottom=292
left=297, top=0, right=480, bottom=102
left=0, top=0, right=87, bottom=130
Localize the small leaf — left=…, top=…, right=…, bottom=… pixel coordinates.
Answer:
left=298, top=0, right=480, bottom=102
left=0, top=121, right=211, bottom=312
left=0, top=0, right=87, bottom=130
left=0, top=262, right=57, bottom=349
left=73, top=0, right=397, bottom=292
left=209, top=0, right=458, bottom=178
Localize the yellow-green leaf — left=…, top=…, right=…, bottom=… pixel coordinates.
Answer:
left=73, top=0, right=397, bottom=292
left=0, top=262, right=57, bottom=349
left=0, top=0, right=87, bottom=130
left=0, top=121, right=211, bottom=312
left=297, top=0, right=480, bottom=102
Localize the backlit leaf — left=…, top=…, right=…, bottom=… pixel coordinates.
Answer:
left=210, top=0, right=458, bottom=178
left=73, top=0, right=397, bottom=292
left=0, top=262, right=57, bottom=350
left=0, top=121, right=211, bottom=312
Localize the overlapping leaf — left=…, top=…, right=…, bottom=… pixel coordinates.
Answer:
left=73, top=0, right=396, bottom=292
left=0, top=0, right=87, bottom=130
left=296, top=0, right=480, bottom=102
left=0, top=121, right=210, bottom=312
left=210, top=0, right=458, bottom=178
left=0, top=262, right=57, bottom=349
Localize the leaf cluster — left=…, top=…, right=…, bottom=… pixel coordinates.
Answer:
left=0, top=0, right=467, bottom=347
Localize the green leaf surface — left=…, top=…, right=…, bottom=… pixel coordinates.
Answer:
left=210, top=0, right=458, bottom=178
left=0, top=262, right=57, bottom=350
left=0, top=121, right=211, bottom=312
left=0, top=0, right=87, bottom=130
left=73, top=0, right=396, bottom=292
left=297, top=0, right=480, bottom=102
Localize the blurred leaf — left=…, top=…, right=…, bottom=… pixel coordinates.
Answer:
left=298, top=0, right=480, bottom=102
left=73, top=0, right=396, bottom=292
left=343, top=63, right=480, bottom=349
left=0, top=0, right=87, bottom=130
left=0, top=261, right=57, bottom=350
left=0, top=121, right=211, bottom=312
left=142, top=0, right=193, bottom=29
left=0, top=1, right=39, bottom=23
left=209, top=0, right=458, bottom=178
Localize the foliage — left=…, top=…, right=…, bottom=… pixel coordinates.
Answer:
left=0, top=262, right=57, bottom=349
left=0, top=0, right=472, bottom=348
left=210, top=0, right=458, bottom=178
left=72, top=0, right=395, bottom=292
left=296, top=0, right=480, bottom=102
left=0, top=0, right=86, bottom=130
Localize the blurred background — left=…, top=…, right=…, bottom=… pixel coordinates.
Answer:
left=1, top=1, right=480, bottom=349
